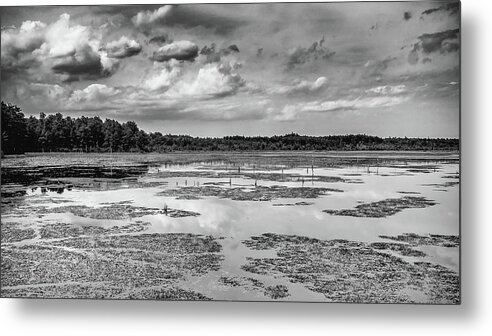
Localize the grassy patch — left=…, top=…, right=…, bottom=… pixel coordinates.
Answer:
left=39, top=222, right=151, bottom=239
left=397, top=191, right=421, bottom=195
left=39, top=204, right=200, bottom=219
left=1, top=222, right=36, bottom=243
left=241, top=233, right=459, bottom=304
left=422, top=181, right=459, bottom=188
left=157, top=185, right=342, bottom=202
left=1, top=233, right=222, bottom=299
left=379, top=233, right=459, bottom=248
left=127, top=287, right=212, bottom=300
left=323, top=196, right=436, bottom=218
left=369, top=242, right=426, bottom=257
left=272, top=201, right=314, bottom=207
left=218, top=276, right=290, bottom=299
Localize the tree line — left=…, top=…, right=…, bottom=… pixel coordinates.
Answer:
left=1, top=102, right=459, bottom=155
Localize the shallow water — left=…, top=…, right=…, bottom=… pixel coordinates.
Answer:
left=1, top=153, right=460, bottom=301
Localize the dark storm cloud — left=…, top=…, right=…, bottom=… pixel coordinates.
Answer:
left=285, top=37, right=335, bottom=70
left=0, top=23, right=45, bottom=78
left=105, top=37, right=142, bottom=59
left=1, top=52, right=39, bottom=80
left=51, top=45, right=116, bottom=81
left=404, top=11, right=412, bottom=21
left=149, top=34, right=172, bottom=45
left=1, top=13, right=121, bottom=83
left=150, top=40, right=199, bottom=62
left=0, top=62, right=34, bottom=81
left=226, top=45, right=239, bottom=53
left=417, top=28, right=460, bottom=54
left=421, top=2, right=460, bottom=17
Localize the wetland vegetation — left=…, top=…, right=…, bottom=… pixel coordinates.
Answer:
left=241, top=233, right=459, bottom=303
left=1, top=151, right=460, bottom=302
left=323, top=196, right=437, bottom=218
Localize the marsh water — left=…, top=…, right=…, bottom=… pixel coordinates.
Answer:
left=1, top=152, right=460, bottom=302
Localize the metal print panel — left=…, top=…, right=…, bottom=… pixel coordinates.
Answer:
left=0, top=2, right=460, bottom=303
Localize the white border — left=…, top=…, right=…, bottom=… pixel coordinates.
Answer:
left=1, top=1, right=491, bottom=335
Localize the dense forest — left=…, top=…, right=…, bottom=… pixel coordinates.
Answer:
left=1, top=102, right=459, bottom=154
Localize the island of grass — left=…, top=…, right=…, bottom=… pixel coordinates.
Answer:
left=43, top=203, right=200, bottom=219
left=157, top=185, right=343, bottom=201
left=323, top=196, right=436, bottom=218
left=379, top=233, right=459, bottom=248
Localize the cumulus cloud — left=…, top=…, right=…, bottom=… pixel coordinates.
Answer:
left=269, top=77, right=328, bottom=95
left=169, top=60, right=245, bottom=98
left=274, top=105, right=300, bottom=121
left=150, top=40, right=199, bottom=62
left=132, top=5, right=173, bottom=31
left=1, top=13, right=119, bottom=81
left=138, top=55, right=246, bottom=99
left=105, top=36, right=142, bottom=59
left=142, top=60, right=182, bottom=91
left=99, top=51, right=120, bottom=73
left=285, top=37, right=335, bottom=70
left=1, top=21, right=46, bottom=56
left=68, top=84, right=120, bottom=105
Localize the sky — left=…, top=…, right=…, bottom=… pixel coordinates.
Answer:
left=0, top=1, right=460, bottom=138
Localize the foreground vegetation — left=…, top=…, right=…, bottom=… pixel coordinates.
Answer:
left=1, top=102, right=459, bottom=154
left=242, top=233, right=460, bottom=303
left=1, top=232, right=223, bottom=299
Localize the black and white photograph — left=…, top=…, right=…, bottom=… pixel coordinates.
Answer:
left=1, top=1, right=460, bottom=304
